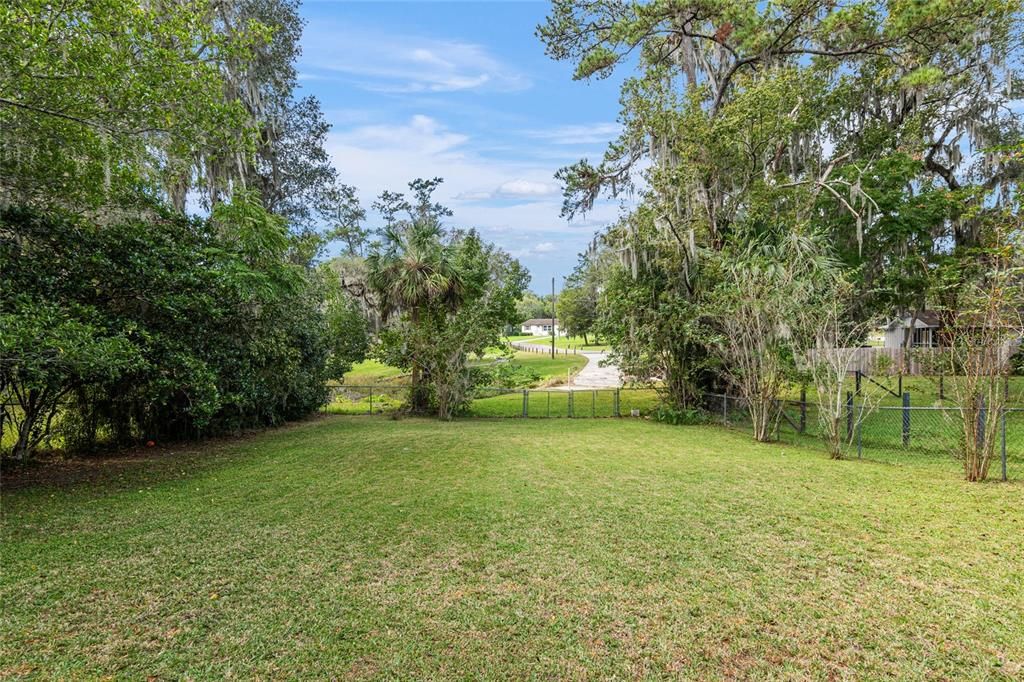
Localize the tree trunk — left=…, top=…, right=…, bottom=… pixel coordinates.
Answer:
left=901, top=308, right=920, bottom=374
left=409, top=308, right=428, bottom=412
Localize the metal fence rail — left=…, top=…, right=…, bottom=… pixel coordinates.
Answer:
left=703, top=392, right=1022, bottom=479
left=322, top=385, right=660, bottom=418
left=321, top=386, right=1021, bottom=478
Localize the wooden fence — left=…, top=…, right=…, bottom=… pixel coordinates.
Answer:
left=806, top=341, right=1021, bottom=376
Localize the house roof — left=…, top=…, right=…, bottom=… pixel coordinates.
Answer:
left=883, top=310, right=942, bottom=330
left=522, top=318, right=558, bottom=326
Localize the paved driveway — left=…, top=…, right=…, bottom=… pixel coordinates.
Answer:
left=564, top=351, right=621, bottom=388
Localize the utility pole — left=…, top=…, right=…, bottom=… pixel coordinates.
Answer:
left=550, top=276, right=556, bottom=359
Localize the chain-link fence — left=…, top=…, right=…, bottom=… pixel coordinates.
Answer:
left=703, top=392, right=1022, bottom=479
left=322, top=385, right=660, bottom=418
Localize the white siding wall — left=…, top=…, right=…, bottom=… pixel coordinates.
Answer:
left=521, top=324, right=563, bottom=336
left=883, top=328, right=905, bottom=349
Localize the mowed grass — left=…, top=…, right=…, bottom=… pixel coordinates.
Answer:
left=3, top=418, right=1023, bottom=679
left=339, top=359, right=408, bottom=386
left=518, top=335, right=611, bottom=351
left=468, top=388, right=660, bottom=418
left=339, top=352, right=587, bottom=389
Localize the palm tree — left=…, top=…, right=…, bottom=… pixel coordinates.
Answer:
left=367, top=222, right=464, bottom=410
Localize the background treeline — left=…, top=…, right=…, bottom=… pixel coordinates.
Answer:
left=0, top=0, right=370, bottom=459
left=543, top=0, right=1024, bottom=480
left=1, top=0, right=528, bottom=458
left=1, top=200, right=363, bottom=459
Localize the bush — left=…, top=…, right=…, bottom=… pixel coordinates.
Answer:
left=1012, top=343, right=1024, bottom=376
left=652, top=404, right=709, bottom=426
left=1, top=201, right=344, bottom=458
left=486, top=362, right=543, bottom=389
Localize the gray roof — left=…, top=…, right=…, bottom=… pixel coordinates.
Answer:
left=522, top=318, right=558, bottom=326
left=883, top=310, right=942, bottom=330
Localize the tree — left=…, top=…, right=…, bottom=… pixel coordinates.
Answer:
left=1, top=0, right=347, bottom=230
left=595, top=209, right=715, bottom=409
left=557, top=286, right=597, bottom=343
left=366, top=179, right=528, bottom=418
left=414, top=234, right=528, bottom=419
left=933, top=210, right=1024, bottom=481
left=327, top=184, right=370, bottom=256
left=515, top=291, right=549, bottom=325
left=366, top=180, right=464, bottom=411
left=796, top=283, right=884, bottom=459
left=713, top=231, right=840, bottom=442
left=539, top=0, right=1022, bottom=416
left=0, top=0, right=264, bottom=210
left=0, top=195, right=345, bottom=460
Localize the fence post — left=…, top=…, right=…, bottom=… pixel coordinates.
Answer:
left=369, top=391, right=373, bottom=415
left=522, top=389, right=528, bottom=418
left=902, top=392, right=911, bottom=446
left=569, top=391, right=574, bottom=418
left=846, top=391, right=854, bottom=441
left=547, top=391, right=551, bottom=418
left=799, top=386, right=807, bottom=434
left=591, top=390, right=596, bottom=417
left=939, top=374, right=945, bottom=401
left=1001, top=407, right=1008, bottom=482
left=722, top=394, right=728, bottom=424
left=855, top=371, right=861, bottom=395
left=614, top=389, right=620, bottom=417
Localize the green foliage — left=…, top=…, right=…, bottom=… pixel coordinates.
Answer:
left=515, top=291, right=550, bottom=324
left=367, top=180, right=529, bottom=418
left=651, top=404, right=708, bottom=426
left=0, top=0, right=263, bottom=209
left=0, top=199, right=338, bottom=458
left=481, top=361, right=543, bottom=390
left=540, top=0, right=1024, bottom=448
left=324, top=293, right=369, bottom=381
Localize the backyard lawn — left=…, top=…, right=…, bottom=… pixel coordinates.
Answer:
left=3, top=417, right=1022, bottom=680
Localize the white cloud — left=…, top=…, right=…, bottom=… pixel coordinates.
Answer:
left=301, top=24, right=530, bottom=93
left=326, top=114, right=626, bottom=272
left=526, top=123, right=621, bottom=145
left=333, top=115, right=468, bottom=156
left=456, top=179, right=560, bottom=201
left=497, top=179, right=559, bottom=198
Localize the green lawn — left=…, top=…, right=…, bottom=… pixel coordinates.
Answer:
left=508, top=350, right=587, bottom=385
left=468, top=387, right=660, bottom=418
left=338, top=352, right=587, bottom=391
left=339, top=359, right=408, bottom=386
left=3, top=418, right=1022, bottom=679
left=517, top=335, right=610, bottom=351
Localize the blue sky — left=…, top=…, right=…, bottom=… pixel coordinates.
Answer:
left=296, top=0, right=630, bottom=291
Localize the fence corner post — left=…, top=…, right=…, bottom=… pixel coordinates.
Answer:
left=902, top=391, right=911, bottom=446
left=522, top=389, right=528, bottom=418
left=614, top=388, right=620, bottom=417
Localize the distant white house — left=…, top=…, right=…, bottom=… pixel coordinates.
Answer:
left=521, top=318, right=565, bottom=336
left=882, top=310, right=942, bottom=349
